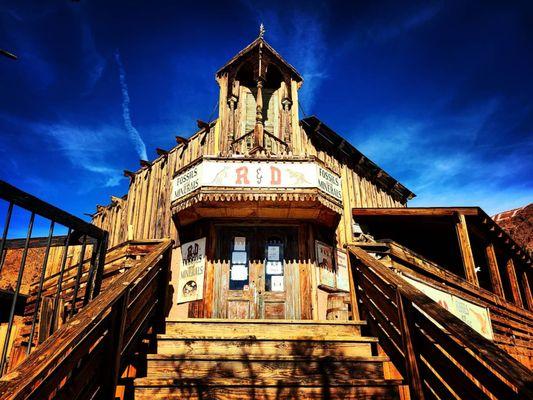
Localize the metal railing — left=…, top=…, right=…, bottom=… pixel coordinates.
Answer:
left=0, top=239, right=172, bottom=400
left=0, top=180, right=108, bottom=375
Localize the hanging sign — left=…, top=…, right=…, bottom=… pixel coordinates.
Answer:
left=171, top=159, right=342, bottom=202
left=335, top=249, right=350, bottom=292
left=401, top=274, right=494, bottom=340
left=316, top=241, right=336, bottom=289
left=177, top=237, right=206, bottom=304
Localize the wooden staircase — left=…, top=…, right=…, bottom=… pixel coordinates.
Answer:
left=134, top=319, right=403, bottom=399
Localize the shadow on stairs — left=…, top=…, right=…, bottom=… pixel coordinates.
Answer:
left=127, top=319, right=406, bottom=400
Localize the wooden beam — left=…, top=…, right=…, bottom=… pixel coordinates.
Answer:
left=155, top=147, right=168, bottom=156
left=454, top=213, right=479, bottom=286
left=521, top=271, right=533, bottom=311
left=352, top=207, right=480, bottom=217
left=123, top=170, right=135, bottom=182
left=197, top=119, right=210, bottom=131
left=505, top=257, right=524, bottom=308
left=175, top=136, right=188, bottom=146
left=139, top=160, right=151, bottom=168
left=484, top=243, right=505, bottom=298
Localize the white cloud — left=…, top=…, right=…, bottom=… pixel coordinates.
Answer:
left=114, top=51, right=148, bottom=160
left=352, top=111, right=533, bottom=215
left=39, top=122, right=126, bottom=188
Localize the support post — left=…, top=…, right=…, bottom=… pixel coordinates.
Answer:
left=396, top=290, right=425, bottom=400
left=521, top=271, right=533, bottom=311
left=505, top=257, right=523, bottom=307
left=102, top=289, right=130, bottom=399
left=454, top=213, right=479, bottom=286
left=484, top=243, right=504, bottom=298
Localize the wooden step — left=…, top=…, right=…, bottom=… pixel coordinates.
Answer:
left=145, top=354, right=389, bottom=384
left=164, top=319, right=365, bottom=339
left=134, top=378, right=402, bottom=399
left=156, top=336, right=376, bottom=358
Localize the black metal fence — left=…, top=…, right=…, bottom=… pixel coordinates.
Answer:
left=0, top=180, right=108, bottom=375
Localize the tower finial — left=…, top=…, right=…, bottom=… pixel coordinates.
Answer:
left=259, top=23, right=265, bottom=39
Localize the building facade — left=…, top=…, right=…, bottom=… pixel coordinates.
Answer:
left=92, top=33, right=414, bottom=321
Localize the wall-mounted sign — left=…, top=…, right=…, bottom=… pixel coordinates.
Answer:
left=401, top=274, right=494, bottom=340
left=335, top=249, right=350, bottom=292
left=171, top=159, right=342, bottom=202
left=316, top=241, right=336, bottom=289
left=177, top=237, right=206, bottom=304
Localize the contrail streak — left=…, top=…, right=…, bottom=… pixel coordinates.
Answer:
left=115, top=51, right=148, bottom=160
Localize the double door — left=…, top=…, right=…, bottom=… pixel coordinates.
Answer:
left=215, top=226, right=298, bottom=319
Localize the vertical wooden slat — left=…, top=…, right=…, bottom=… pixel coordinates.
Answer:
left=521, top=270, right=533, bottom=311
left=484, top=243, right=505, bottom=298
left=505, top=257, right=524, bottom=307
left=454, top=213, right=479, bottom=286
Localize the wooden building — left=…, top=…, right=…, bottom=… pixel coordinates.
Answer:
left=0, top=29, right=531, bottom=399
left=92, top=32, right=413, bottom=322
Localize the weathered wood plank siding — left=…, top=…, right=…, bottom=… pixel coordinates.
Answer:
left=92, top=121, right=405, bottom=248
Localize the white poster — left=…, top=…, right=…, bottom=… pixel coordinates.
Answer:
left=177, top=237, right=206, bottom=304
left=171, top=160, right=342, bottom=202
left=271, top=275, right=284, bottom=292
left=401, top=274, right=493, bottom=340
left=231, top=264, right=248, bottom=281
left=234, top=236, right=246, bottom=251
left=266, top=261, right=283, bottom=275
left=316, top=241, right=336, bottom=289
left=267, top=245, right=280, bottom=261
left=335, top=249, right=350, bottom=292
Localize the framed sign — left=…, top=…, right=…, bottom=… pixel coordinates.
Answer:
left=177, top=237, right=206, bottom=304
left=335, top=249, right=350, bottom=292
left=316, top=241, right=335, bottom=289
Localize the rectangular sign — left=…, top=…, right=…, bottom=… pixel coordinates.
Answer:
left=316, top=241, right=336, bottom=289
left=171, top=160, right=342, bottom=202
left=335, top=248, right=350, bottom=292
left=401, top=274, right=494, bottom=340
left=177, top=237, right=206, bottom=304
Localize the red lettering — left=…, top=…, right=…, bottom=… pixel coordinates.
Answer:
left=270, top=166, right=281, bottom=185
left=235, top=166, right=250, bottom=184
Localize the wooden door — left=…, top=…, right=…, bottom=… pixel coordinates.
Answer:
left=214, top=226, right=299, bottom=319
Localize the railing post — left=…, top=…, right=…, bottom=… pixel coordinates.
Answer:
left=0, top=212, right=35, bottom=374
left=154, top=250, right=171, bottom=332
left=92, top=231, right=109, bottom=299
left=102, top=287, right=130, bottom=399
left=396, top=289, right=425, bottom=400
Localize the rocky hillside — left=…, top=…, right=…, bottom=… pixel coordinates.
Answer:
left=493, top=203, right=533, bottom=253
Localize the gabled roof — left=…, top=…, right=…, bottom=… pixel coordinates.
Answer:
left=216, top=37, right=303, bottom=82
left=301, top=116, right=415, bottom=202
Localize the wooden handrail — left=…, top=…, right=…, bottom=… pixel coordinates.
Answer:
left=0, top=239, right=172, bottom=400
left=348, top=245, right=533, bottom=399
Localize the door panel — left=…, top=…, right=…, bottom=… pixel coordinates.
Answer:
left=227, top=300, right=251, bottom=319
left=215, top=226, right=299, bottom=319
left=263, top=301, right=286, bottom=319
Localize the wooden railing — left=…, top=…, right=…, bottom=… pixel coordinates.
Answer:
left=348, top=245, right=533, bottom=400
left=0, top=180, right=108, bottom=374
left=0, top=238, right=172, bottom=400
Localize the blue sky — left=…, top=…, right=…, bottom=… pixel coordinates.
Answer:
left=0, top=0, right=532, bottom=229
